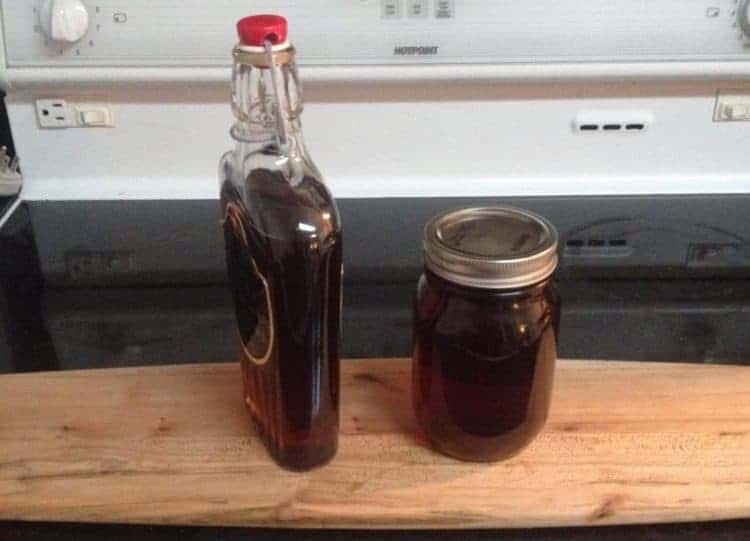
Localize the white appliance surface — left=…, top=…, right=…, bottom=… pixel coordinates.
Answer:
left=1, top=0, right=749, bottom=201
left=3, top=0, right=750, bottom=66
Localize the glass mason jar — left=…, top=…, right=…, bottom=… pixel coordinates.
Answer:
left=219, top=15, right=342, bottom=471
left=412, top=207, right=560, bottom=462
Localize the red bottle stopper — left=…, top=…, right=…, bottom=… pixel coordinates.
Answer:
left=237, top=15, right=288, bottom=47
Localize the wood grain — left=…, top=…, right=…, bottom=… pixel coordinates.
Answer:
left=1, top=359, right=749, bottom=529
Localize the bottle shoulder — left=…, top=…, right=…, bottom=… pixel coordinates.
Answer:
left=220, top=161, right=340, bottom=245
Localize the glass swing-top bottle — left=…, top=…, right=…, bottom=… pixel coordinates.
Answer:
left=219, top=15, right=342, bottom=471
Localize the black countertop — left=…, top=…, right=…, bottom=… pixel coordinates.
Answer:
left=2, top=201, right=749, bottom=539
left=3, top=520, right=750, bottom=541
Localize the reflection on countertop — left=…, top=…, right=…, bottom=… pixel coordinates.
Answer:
left=4, top=277, right=750, bottom=374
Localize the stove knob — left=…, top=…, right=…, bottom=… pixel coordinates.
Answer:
left=39, top=0, right=90, bottom=43
left=740, top=0, right=750, bottom=38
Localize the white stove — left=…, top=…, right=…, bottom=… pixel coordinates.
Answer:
left=2, top=1, right=750, bottom=369
left=1, top=0, right=749, bottom=202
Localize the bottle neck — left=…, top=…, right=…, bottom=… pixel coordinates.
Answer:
left=231, top=46, right=305, bottom=156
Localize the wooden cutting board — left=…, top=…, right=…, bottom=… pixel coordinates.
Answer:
left=1, top=359, right=749, bottom=529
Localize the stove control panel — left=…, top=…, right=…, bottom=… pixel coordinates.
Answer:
left=2, top=0, right=749, bottom=67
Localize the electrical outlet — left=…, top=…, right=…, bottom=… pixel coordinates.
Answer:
left=36, top=99, right=74, bottom=129
left=35, top=99, right=114, bottom=129
left=714, top=91, right=750, bottom=122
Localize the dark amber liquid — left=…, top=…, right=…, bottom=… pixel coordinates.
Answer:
left=413, top=271, right=560, bottom=461
left=221, top=167, right=341, bottom=471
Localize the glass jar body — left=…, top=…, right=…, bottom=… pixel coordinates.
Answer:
left=412, top=270, right=560, bottom=462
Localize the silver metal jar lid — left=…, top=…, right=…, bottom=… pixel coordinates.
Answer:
left=423, top=206, right=559, bottom=290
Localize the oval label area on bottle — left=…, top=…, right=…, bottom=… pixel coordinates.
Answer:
left=223, top=200, right=275, bottom=366
left=240, top=266, right=274, bottom=366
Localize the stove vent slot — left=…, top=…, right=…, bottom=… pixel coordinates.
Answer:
left=565, top=238, right=632, bottom=257
left=573, top=111, right=652, bottom=134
